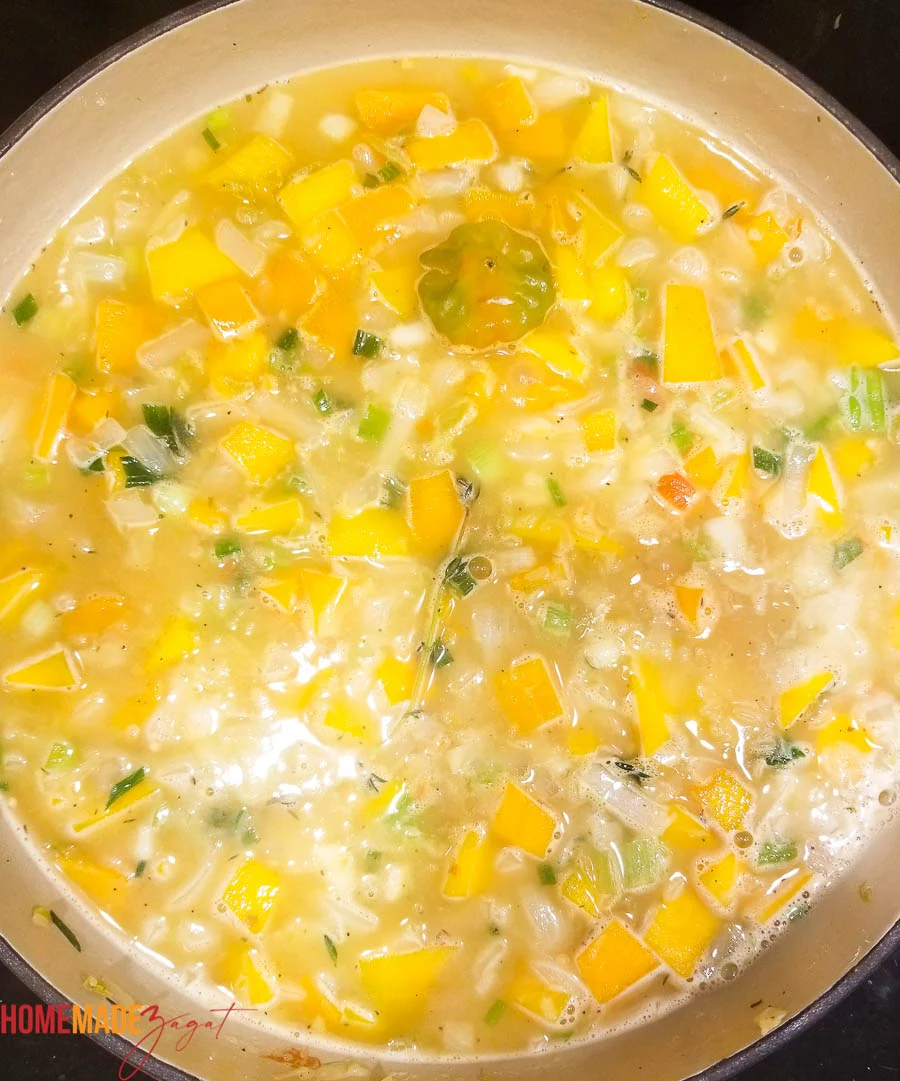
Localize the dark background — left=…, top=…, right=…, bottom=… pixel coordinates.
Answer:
left=0, top=0, right=898, bottom=1077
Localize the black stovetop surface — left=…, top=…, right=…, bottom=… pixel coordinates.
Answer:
left=0, top=0, right=898, bottom=1077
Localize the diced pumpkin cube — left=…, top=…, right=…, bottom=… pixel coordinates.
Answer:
left=643, top=886, right=721, bottom=978
left=576, top=920, right=659, bottom=1004
left=778, top=671, right=833, bottom=729
left=95, top=299, right=154, bottom=373
left=222, top=858, right=280, bottom=933
left=807, top=447, right=842, bottom=528
left=62, top=594, right=127, bottom=638
left=443, top=830, right=494, bottom=898
left=207, top=329, right=268, bottom=394
left=188, top=497, right=228, bottom=530
left=196, top=279, right=261, bottom=340
left=371, top=263, right=420, bottom=320
left=277, top=159, right=358, bottom=228
left=507, top=966, right=570, bottom=1024
left=573, top=96, right=613, bottom=164
left=567, top=722, right=602, bottom=757
left=694, top=769, right=753, bottom=833
left=57, top=855, right=128, bottom=909
left=643, top=154, right=711, bottom=242
left=74, top=778, right=158, bottom=833
left=755, top=867, right=813, bottom=924
left=663, top=805, right=714, bottom=852
left=485, top=77, right=536, bottom=130
left=146, top=616, right=199, bottom=671
left=300, top=209, right=361, bottom=276
left=699, top=852, right=742, bottom=908
left=342, top=184, right=416, bottom=252
left=206, top=134, right=293, bottom=197
left=494, top=655, right=564, bottom=734
left=492, top=782, right=557, bottom=857
left=725, top=337, right=767, bottom=392
left=581, top=408, right=616, bottom=452
left=359, top=946, right=456, bottom=1027
left=3, top=647, right=81, bottom=690
left=354, top=87, right=451, bottom=135
left=299, top=567, right=346, bottom=631
left=793, top=308, right=899, bottom=368
left=578, top=195, right=624, bottom=266
left=147, top=227, right=237, bottom=299
left=684, top=446, right=722, bottom=489
left=323, top=698, right=378, bottom=743
left=233, top=498, right=303, bottom=536
left=631, top=656, right=670, bottom=756
left=70, top=389, right=119, bottom=434
left=815, top=714, right=874, bottom=755
left=505, top=112, right=568, bottom=164
left=407, top=119, right=497, bottom=170
left=591, top=263, right=628, bottom=322
left=674, top=583, right=704, bottom=627
left=376, top=655, right=415, bottom=705
left=221, top=421, right=295, bottom=484
left=407, top=469, right=466, bottom=557
left=263, top=250, right=319, bottom=320
left=219, top=943, right=275, bottom=1006
left=327, top=508, right=411, bottom=558
left=0, top=567, right=46, bottom=623
left=32, top=371, right=76, bottom=462
left=108, top=684, right=161, bottom=731
left=663, top=284, right=723, bottom=383
left=521, top=329, right=588, bottom=382
left=831, top=438, right=875, bottom=482
left=746, top=211, right=789, bottom=264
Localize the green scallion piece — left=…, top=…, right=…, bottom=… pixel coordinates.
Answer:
left=312, top=387, right=333, bottom=415
left=444, top=556, right=477, bottom=598
left=202, top=127, right=221, bottom=151
left=743, top=292, right=769, bottom=326
left=120, top=455, right=159, bottom=488
left=215, top=537, right=242, bottom=559
left=752, top=446, right=783, bottom=476
left=49, top=910, right=82, bottom=952
left=276, top=327, right=300, bottom=353
left=641, top=398, right=658, bottom=412
left=142, top=403, right=192, bottom=457
left=546, top=475, right=566, bottom=507
left=44, top=741, right=76, bottom=772
left=428, top=639, right=453, bottom=668
left=758, top=840, right=798, bottom=866
left=633, top=288, right=649, bottom=304
left=105, top=767, right=146, bottom=810
left=541, top=602, right=573, bottom=637
left=382, top=475, right=407, bottom=509
left=324, top=934, right=338, bottom=965
left=377, top=161, right=403, bottom=184
left=834, top=536, right=863, bottom=569
left=353, top=329, right=383, bottom=358
left=358, top=404, right=391, bottom=443
left=484, top=999, right=507, bottom=1026
left=12, top=293, right=38, bottom=326
left=85, top=456, right=105, bottom=474
left=205, top=107, right=231, bottom=134
left=670, top=421, right=694, bottom=455
left=362, top=173, right=380, bottom=189
left=537, top=863, right=557, bottom=886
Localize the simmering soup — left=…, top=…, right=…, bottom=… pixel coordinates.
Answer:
left=1, top=56, right=898, bottom=1055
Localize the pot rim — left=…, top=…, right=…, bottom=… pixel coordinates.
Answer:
left=0, top=1, right=897, bottom=1079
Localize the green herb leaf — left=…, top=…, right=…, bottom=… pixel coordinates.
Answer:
left=537, top=862, right=557, bottom=885
left=358, top=404, right=391, bottom=442
left=428, top=639, right=453, bottom=668
left=764, top=740, right=806, bottom=768
left=276, top=327, right=300, bottom=353
left=134, top=860, right=147, bottom=878
left=324, top=934, right=338, bottom=965
left=106, top=767, right=147, bottom=810
left=752, top=446, right=783, bottom=476
left=377, top=161, right=403, bottom=184
left=202, top=127, right=221, bottom=151
left=215, top=537, right=242, bottom=559
left=670, top=421, right=694, bottom=456
left=50, top=910, right=82, bottom=952
left=382, top=475, right=407, bottom=508
left=353, top=329, right=383, bottom=358
left=834, top=536, right=863, bottom=570
left=12, top=293, right=38, bottom=326
left=546, top=475, right=566, bottom=507
left=722, top=201, right=745, bottom=220
left=455, top=474, right=480, bottom=506
left=484, top=999, right=507, bottom=1026
left=312, top=387, right=333, bottom=415
left=625, top=165, right=642, bottom=183
left=614, top=759, right=650, bottom=783
left=641, top=398, right=658, bottom=413
left=758, top=840, right=798, bottom=866
left=444, top=556, right=477, bottom=597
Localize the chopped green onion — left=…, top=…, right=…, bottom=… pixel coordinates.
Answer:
left=141, top=404, right=192, bottom=457
left=134, top=860, right=147, bottom=878
left=722, top=201, right=745, bottom=220
left=208, top=805, right=257, bottom=845
left=846, top=367, right=886, bottom=432
left=44, top=741, right=76, bottom=772
left=758, top=840, right=797, bottom=866
left=752, top=446, right=783, bottom=476
left=377, top=161, right=403, bottom=184
left=804, top=411, right=835, bottom=441
left=365, top=850, right=381, bottom=871
left=466, top=443, right=506, bottom=483
left=12, top=293, right=38, bottom=326
left=428, top=639, right=453, bottom=668
left=201, top=127, right=221, bottom=151
left=205, top=107, right=231, bottom=134
left=546, top=475, right=566, bottom=507
left=276, top=327, right=300, bottom=353
left=541, top=602, right=573, bottom=637
left=635, top=347, right=657, bottom=369
left=24, top=460, right=51, bottom=489
left=358, top=404, right=391, bottom=442
left=537, top=863, right=557, bottom=885
left=670, top=421, right=694, bottom=455
left=215, top=537, right=242, bottom=559
left=455, top=474, right=480, bottom=507
left=362, top=173, right=380, bottom=189
left=121, top=456, right=159, bottom=488
left=86, top=456, right=105, bottom=473
left=382, top=475, right=407, bottom=509
left=834, top=536, right=863, bottom=569
left=743, top=292, right=769, bottom=326
left=312, top=387, right=333, bottom=415
left=105, top=767, right=146, bottom=810
left=765, top=740, right=806, bottom=768
left=352, top=329, right=383, bottom=358
left=444, top=556, right=477, bottom=597
left=324, top=934, right=338, bottom=965
left=62, top=355, right=91, bottom=383
left=47, top=910, right=82, bottom=952
left=484, top=999, right=507, bottom=1026
left=620, top=837, right=668, bottom=890
left=641, top=398, right=658, bottom=413
left=633, top=287, right=649, bottom=304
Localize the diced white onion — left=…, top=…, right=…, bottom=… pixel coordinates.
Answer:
left=352, top=142, right=378, bottom=170
left=254, top=89, right=294, bottom=138
left=669, top=245, right=709, bottom=282
left=67, top=216, right=107, bottom=247
left=487, top=159, right=529, bottom=193
left=616, top=236, right=658, bottom=267
left=20, top=601, right=55, bottom=639
left=531, top=74, right=589, bottom=109
left=121, top=426, right=177, bottom=476
left=151, top=481, right=190, bottom=516
left=251, top=218, right=292, bottom=248
left=92, top=417, right=128, bottom=451
left=389, top=321, right=432, bottom=349
left=418, top=166, right=476, bottom=198
left=416, top=104, right=456, bottom=138
left=66, top=438, right=100, bottom=471
left=107, top=494, right=160, bottom=530
left=70, top=251, right=127, bottom=285
left=137, top=320, right=210, bottom=369
left=578, top=761, right=669, bottom=833
left=621, top=202, right=653, bottom=230
left=318, top=113, right=357, bottom=142
left=214, top=219, right=266, bottom=278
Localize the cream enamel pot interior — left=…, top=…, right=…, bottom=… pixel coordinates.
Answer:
left=0, top=1, right=898, bottom=1079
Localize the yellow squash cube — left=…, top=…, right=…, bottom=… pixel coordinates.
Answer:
left=146, top=616, right=199, bottom=671
left=746, top=211, right=789, bottom=264
left=521, top=329, right=589, bottom=382
left=815, top=714, right=874, bottom=755
left=221, top=421, right=295, bottom=484
left=326, top=508, right=411, bottom=557
left=663, top=284, right=723, bottom=383
left=443, top=830, right=494, bottom=898
left=219, top=943, right=275, bottom=1006
left=778, top=671, right=833, bottom=729
left=32, top=371, right=76, bottom=462
left=631, top=656, right=670, bottom=756
left=698, top=852, right=742, bottom=908
left=494, top=655, right=564, bottom=734
left=755, top=867, right=813, bottom=924
left=207, top=330, right=268, bottom=394
left=591, top=263, right=628, bottom=322
left=57, top=856, right=128, bottom=910
left=376, top=655, right=415, bottom=705
left=492, top=782, right=557, bottom=857
left=3, top=647, right=81, bottom=690
left=663, top=805, right=714, bottom=852
left=581, top=408, right=616, bottom=452
left=341, top=184, right=416, bottom=253
left=196, top=278, right=261, bottom=340
left=576, top=920, right=659, bottom=1004
left=726, top=338, right=767, bottom=391
left=147, top=227, right=237, bottom=299
left=95, top=299, right=154, bottom=373
left=694, top=769, right=753, bottom=833
left=233, top=498, right=303, bottom=536
left=573, top=96, right=613, bottom=164
left=222, top=858, right=280, bottom=933
left=407, top=119, right=497, bottom=170
left=371, top=263, right=420, bottom=320
left=507, top=967, right=570, bottom=1024
left=484, top=77, right=536, bottom=130
left=643, top=886, right=721, bottom=978
left=643, top=154, right=711, bottom=242
left=407, top=469, right=466, bottom=557
left=354, top=87, right=450, bottom=134
left=278, top=159, right=358, bottom=228
left=323, top=698, right=378, bottom=743
left=299, top=567, right=346, bottom=632
left=358, top=946, right=456, bottom=1027
left=807, top=447, right=842, bottom=528
left=206, top=134, right=294, bottom=197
